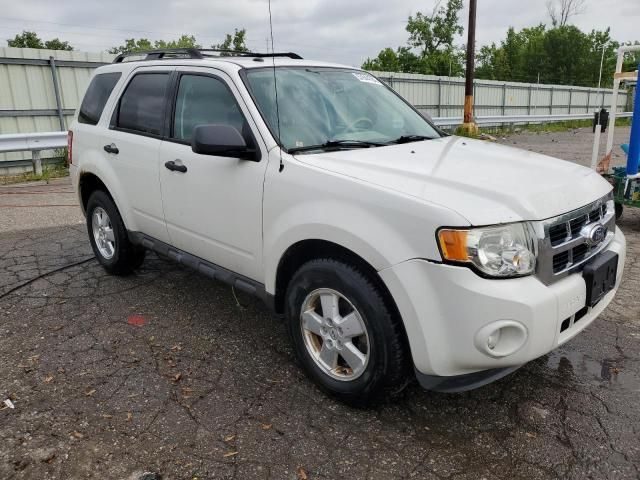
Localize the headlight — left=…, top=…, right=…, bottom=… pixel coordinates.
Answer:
left=437, top=223, right=537, bottom=278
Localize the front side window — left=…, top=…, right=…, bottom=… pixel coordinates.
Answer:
left=173, top=74, right=248, bottom=142
left=243, top=67, right=441, bottom=152
left=116, top=73, right=170, bottom=135
left=78, top=72, right=121, bottom=125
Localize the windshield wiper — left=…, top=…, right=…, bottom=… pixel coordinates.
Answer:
left=389, top=134, right=435, bottom=144
left=288, top=139, right=385, bottom=154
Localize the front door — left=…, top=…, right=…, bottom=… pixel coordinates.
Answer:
left=158, top=68, right=268, bottom=281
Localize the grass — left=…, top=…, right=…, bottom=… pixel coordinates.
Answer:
left=0, top=163, right=69, bottom=186
left=452, top=116, right=633, bottom=138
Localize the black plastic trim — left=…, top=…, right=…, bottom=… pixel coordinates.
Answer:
left=128, top=231, right=274, bottom=309
left=112, top=48, right=302, bottom=63
left=415, top=364, right=523, bottom=393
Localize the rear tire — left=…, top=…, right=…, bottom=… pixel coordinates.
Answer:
left=285, top=258, right=409, bottom=405
left=86, top=190, right=145, bottom=275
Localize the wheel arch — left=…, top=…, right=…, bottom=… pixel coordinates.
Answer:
left=273, top=239, right=413, bottom=386
left=79, top=172, right=111, bottom=214
left=273, top=239, right=402, bottom=324
left=77, top=170, right=133, bottom=231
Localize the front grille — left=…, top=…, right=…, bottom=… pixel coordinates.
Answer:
left=560, top=306, right=589, bottom=333
left=536, top=193, right=615, bottom=285
left=589, top=209, right=601, bottom=223
left=553, top=251, right=569, bottom=273
left=569, top=215, right=587, bottom=236
left=572, top=243, right=589, bottom=263
left=549, top=224, right=569, bottom=246
left=574, top=306, right=588, bottom=323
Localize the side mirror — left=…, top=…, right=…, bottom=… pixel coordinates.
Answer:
left=191, top=124, right=258, bottom=161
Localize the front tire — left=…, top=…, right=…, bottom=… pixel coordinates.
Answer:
left=285, top=258, right=409, bottom=405
left=86, top=190, right=145, bottom=275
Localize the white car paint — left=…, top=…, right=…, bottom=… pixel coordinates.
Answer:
left=295, top=136, right=612, bottom=225
left=70, top=56, right=626, bottom=383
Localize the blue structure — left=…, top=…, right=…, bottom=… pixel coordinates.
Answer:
left=627, top=65, right=640, bottom=175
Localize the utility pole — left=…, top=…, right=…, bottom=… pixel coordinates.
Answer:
left=461, top=0, right=478, bottom=135
left=597, top=42, right=608, bottom=107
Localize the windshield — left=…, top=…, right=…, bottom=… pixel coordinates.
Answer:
left=243, top=67, right=440, bottom=152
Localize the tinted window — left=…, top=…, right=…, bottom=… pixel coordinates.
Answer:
left=117, top=73, right=170, bottom=135
left=173, top=75, right=248, bottom=142
left=78, top=72, right=121, bottom=125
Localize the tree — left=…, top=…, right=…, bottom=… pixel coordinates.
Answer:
left=43, top=39, right=73, bottom=51
left=108, top=35, right=200, bottom=54
left=155, top=35, right=200, bottom=50
left=7, top=31, right=73, bottom=50
left=406, top=0, right=464, bottom=58
left=476, top=25, right=547, bottom=83
left=362, top=47, right=424, bottom=73
left=622, top=41, right=640, bottom=73
left=362, top=0, right=465, bottom=76
left=546, top=0, right=586, bottom=27
left=474, top=24, right=625, bottom=87
left=212, top=28, right=249, bottom=54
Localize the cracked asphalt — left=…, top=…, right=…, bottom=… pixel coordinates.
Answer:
left=1, top=127, right=639, bottom=480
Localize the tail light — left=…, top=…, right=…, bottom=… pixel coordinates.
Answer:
left=67, top=130, right=73, bottom=165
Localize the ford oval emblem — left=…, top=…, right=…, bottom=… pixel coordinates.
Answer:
left=582, top=223, right=607, bottom=246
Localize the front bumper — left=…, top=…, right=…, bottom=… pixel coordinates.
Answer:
left=379, top=226, right=626, bottom=383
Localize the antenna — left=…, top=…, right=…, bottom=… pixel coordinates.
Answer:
left=268, top=0, right=284, bottom=172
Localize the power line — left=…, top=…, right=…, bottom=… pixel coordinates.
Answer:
left=0, top=16, right=227, bottom=41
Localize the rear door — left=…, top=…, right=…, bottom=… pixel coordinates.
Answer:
left=158, top=67, right=269, bottom=281
left=106, top=66, right=174, bottom=242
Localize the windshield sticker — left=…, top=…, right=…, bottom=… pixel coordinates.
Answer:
left=295, top=140, right=304, bottom=147
left=352, top=72, right=383, bottom=85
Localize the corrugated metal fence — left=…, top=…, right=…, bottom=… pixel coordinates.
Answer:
left=0, top=48, right=631, bottom=162
left=371, top=71, right=630, bottom=119
left=0, top=47, right=113, bottom=161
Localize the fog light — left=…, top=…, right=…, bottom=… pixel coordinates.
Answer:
left=474, top=320, right=528, bottom=358
left=487, top=330, right=501, bottom=350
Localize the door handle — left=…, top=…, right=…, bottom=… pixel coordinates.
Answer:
left=164, top=160, right=187, bottom=173
left=103, top=143, right=119, bottom=154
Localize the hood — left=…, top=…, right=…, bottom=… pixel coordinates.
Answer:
left=293, top=136, right=611, bottom=225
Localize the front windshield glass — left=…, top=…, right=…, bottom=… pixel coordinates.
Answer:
left=243, top=67, right=440, bottom=151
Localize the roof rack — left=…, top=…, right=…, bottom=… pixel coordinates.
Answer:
left=112, top=48, right=303, bottom=63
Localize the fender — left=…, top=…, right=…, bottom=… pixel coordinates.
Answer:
left=262, top=155, right=469, bottom=294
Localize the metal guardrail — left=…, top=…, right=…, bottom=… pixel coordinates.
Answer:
left=0, top=132, right=67, bottom=175
left=0, top=111, right=633, bottom=174
left=432, top=112, right=633, bottom=127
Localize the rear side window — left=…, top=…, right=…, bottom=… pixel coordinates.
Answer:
left=78, top=72, right=121, bottom=125
left=116, top=73, right=170, bottom=135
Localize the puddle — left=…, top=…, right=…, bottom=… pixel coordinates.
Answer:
left=546, top=350, right=640, bottom=391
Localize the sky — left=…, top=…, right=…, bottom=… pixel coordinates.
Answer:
left=0, top=0, right=638, bottom=66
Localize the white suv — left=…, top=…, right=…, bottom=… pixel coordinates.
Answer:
left=69, top=49, right=626, bottom=404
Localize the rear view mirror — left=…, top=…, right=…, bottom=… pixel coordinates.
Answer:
left=191, top=124, right=258, bottom=161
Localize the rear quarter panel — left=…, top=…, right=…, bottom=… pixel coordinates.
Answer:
left=69, top=67, right=138, bottom=230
